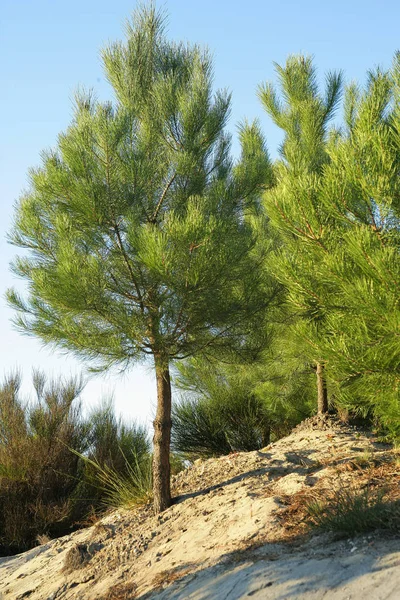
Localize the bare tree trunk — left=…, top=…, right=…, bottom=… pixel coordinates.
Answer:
left=316, top=362, right=328, bottom=414
left=152, top=353, right=172, bottom=513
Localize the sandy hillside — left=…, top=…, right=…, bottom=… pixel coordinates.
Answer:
left=1, top=417, right=399, bottom=600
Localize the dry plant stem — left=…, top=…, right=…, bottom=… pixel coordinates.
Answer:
left=153, top=353, right=172, bottom=513
left=316, top=362, right=328, bottom=414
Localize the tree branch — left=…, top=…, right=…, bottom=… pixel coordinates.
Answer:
left=113, top=222, right=145, bottom=314
left=150, top=174, right=176, bottom=223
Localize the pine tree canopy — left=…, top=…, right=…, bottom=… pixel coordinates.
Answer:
left=259, top=54, right=400, bottom=431
left=316, top=58, right=400, bottom=432
left=8, top=5, right=272, bottom=371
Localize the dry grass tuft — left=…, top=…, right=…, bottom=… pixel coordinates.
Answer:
left=151, top=566, right=193, bottom=591
left=36, top=533, right=51, bottom=546
left=277, top=453, right=400, bottom=539
left=101, top=581, right=138, bottom=599
left=63, top=542, right=101, bottom=573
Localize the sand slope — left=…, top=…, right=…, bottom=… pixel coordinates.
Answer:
left=1, top=418, right=399, bottom=600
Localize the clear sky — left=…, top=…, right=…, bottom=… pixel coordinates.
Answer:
left=1, top=0, right=398, bottom=426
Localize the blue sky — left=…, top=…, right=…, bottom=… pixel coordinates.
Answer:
left=1, top=0, right=398, bottom=425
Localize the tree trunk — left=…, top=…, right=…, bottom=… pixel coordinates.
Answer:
left=316, top=362, right=328, bottom=414
left=152, top=353, right=172, bottom=513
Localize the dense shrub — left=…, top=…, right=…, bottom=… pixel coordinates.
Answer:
left=171, top=392, right=272, bottom=459
left=0, top=372, right=150, bottom=555
left=172, top=355, right=314, bottom=459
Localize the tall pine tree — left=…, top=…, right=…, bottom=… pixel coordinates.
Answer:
left=259, top=55, right=343, bottom=414
left=7, top=5, right=272, bottom=511
left=317, top=59, right=400, bottom=435
left=259, top=55, right=399, bottom=434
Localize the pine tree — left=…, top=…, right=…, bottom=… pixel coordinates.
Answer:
left=259, top=54, right=399, bottom=434
left=317, top=59, right=400, bottom=435
left=7, top=5, right=272, bottom=511
left=259, top=55, right=343, bottom=414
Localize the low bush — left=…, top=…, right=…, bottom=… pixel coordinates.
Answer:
left=77, top=448, right=153, bottom=509
left=171, top=393, right=272, bottom=459
left=78, top=401, right=151, bottom=509
left=0, top=372, right=151, bottom=555
left=172, top=355, right=314, bottom=460
left=0, top=371, right=89, bottom=554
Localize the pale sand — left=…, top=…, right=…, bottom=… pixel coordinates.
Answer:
left=1, top=419, right=399, bottom=599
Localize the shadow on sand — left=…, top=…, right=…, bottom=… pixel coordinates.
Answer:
left=135, top=534, right=400, bottom=599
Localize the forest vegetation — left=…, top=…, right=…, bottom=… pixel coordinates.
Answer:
left=2, top=3, right=399, bottom=551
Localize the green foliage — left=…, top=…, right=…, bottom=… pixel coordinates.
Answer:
left=7, top=3, right=274, bottom=511
left=257, top=55, right=344, bottom=415
left=259, top=55, right=342, bottom=175
left=86, top=401, right=149, bottom=473
left=172, top=394, right=270, bottom=459
left=75, top=449, right=153, bottom=509
left=8, top=5, right=272, bottom=370
left=173, top=358, right=270, bottom=458
left=314, top=57, right=400, bottom=435
left=253, top=327, right=318, bottom=428
left=0, top=371, right=88, bottom=553
left=0, top=372, right=151, bottom=555
left=259, top=54, right=399, bottom=432
left=172, top=354, right=313, bottom=459
left=5, top=4, right=400, bottom=515
left=78, top=401, right=152, bottom=508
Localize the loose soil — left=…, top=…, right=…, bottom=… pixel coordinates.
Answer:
left=1, top=417, right=399, bottom=599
